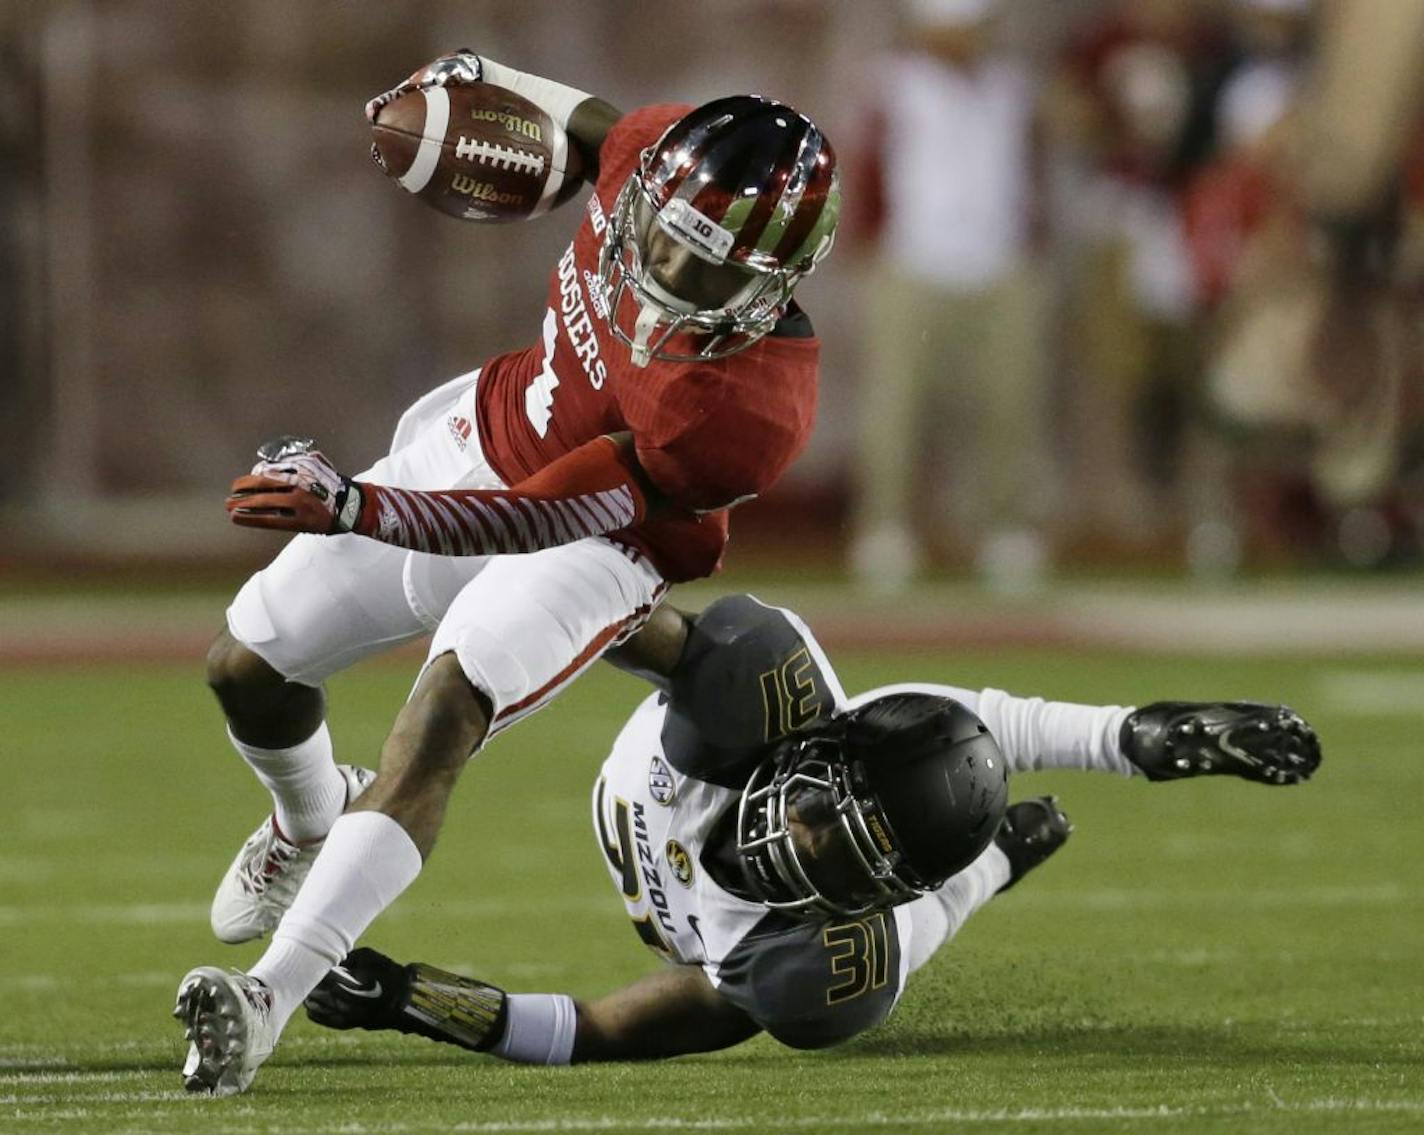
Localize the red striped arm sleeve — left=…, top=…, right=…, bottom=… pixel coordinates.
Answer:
left=350, top=436, right=649, bottom=555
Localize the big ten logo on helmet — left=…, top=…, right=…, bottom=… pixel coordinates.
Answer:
left=663, top=198, right=734, bottom=262
left=555, top=244, right=607, bottom=389
left=468, top=108, right=543, bottom=143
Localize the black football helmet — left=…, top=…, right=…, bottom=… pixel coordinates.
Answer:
left=736, top=692, right=1009, bottom=918
left=598, top=95, right=840, bottom=367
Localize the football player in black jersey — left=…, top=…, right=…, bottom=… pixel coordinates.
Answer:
left=303, top=596, right=1320, bottom=1064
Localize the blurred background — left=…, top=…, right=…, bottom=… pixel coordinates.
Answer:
left=5, top=9, right=1423, bottom=1123
left=2, top=0, right=1423, bottom=592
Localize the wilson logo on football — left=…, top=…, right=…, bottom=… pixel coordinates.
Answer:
left=468, top=108, right=543, bottom=142
left=450, top=175, right=527, bottom=208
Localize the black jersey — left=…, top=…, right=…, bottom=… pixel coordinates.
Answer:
left=591, top=595, right=911, bottom=1048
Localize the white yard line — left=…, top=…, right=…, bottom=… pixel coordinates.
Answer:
left=8, top=1099, right=1418, bottom=1133
left=1, top=1071, right=130, bottom=1084
left=1009, top=882, right=1407, bottom=911
left=0, top=971, right=176, bottom=992
left=0, top=883, right=1408, bottom=930
left=1317, top=670, right=1424, bottom=716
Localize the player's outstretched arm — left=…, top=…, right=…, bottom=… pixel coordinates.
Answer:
left=305, top=947, right=759, bottom=1063
left=574, top=965, right=762, bottom=1061
left=365, top=50, right=621, bottom=177
left=226, top=433, right=664, bottom=555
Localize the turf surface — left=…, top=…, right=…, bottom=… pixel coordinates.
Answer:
left=3, top=644, right=1421, bottom=1133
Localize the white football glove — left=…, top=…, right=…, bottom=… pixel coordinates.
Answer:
left=365, top=50, right=483, bottom=122
left=227, top=436, right=364, bottom=535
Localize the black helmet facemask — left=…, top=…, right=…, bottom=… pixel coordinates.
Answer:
left=735, top=694, right=1009, bottom=919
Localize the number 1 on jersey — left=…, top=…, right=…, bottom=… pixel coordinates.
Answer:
left=525, top=308, right=561, bottom=437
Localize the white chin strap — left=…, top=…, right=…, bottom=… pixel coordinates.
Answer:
left=628, top=275, right=698, bottom=369
left=629, top=304, right=662, bottom=369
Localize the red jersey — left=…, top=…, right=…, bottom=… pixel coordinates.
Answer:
left=472, top=104, right=821, bottom=582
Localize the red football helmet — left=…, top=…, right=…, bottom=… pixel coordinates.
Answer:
left=599, top=96, right=840, bottom=366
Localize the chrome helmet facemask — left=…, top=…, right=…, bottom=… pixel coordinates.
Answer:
left=597, top=173, right=783, bottom=367
left=736, top=731, right=927, bottom=919
left=598, top=154, right=834, bottom=367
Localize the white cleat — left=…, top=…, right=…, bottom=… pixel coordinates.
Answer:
left=173, top=966, right=277, bottom=1096
left=210, top=764, right=375, bottom=944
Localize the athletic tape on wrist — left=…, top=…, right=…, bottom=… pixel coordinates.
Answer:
left=476, top=57, right=591, bottom=130
left=492, top=992, right=578, bottom=1065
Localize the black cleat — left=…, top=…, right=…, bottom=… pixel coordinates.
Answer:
left=994, top=796, right=1072, bottom=892
left=1120, top=701, right=1321, bottom=785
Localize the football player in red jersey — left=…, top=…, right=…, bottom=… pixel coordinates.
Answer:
left=177, top=52, right=839, bottom=1096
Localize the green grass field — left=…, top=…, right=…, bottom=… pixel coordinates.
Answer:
left=3, top=629, right=1422, bottom=1133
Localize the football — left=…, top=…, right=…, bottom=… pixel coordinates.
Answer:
left=370, top=82, right=584, bottom=222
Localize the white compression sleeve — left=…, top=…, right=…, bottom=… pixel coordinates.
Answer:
left=491, top=993, right=578, bottom=1065
left=898, top=683, right=1136, bottom=777
left=476, top=57, right=592, bottom=130
left=976, top=688, right=1137, bottom=777
left=903, top=843, right=1011, bottom=974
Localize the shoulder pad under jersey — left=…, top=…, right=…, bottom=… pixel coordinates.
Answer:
left=660, top=595, right=843, bottom=787
left=713, top=908, right=903, bottom=1048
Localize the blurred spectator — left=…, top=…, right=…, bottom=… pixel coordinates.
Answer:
left=845, top=0, right=1051, bottom=595
left=1047, top=0, right=1233, bottom=555
left=0, top=6, right=39, bottom=502
left=1187, top=0, right=1424, bottom=566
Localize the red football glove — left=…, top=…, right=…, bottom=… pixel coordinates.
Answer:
left=226, top=436, right=367, bottom=535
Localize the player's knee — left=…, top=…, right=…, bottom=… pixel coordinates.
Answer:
left=205, top=627, right=320, bottom=727
left=206, top=629, right=272, bottom=705
left=384, top=653, right=492, bottom=777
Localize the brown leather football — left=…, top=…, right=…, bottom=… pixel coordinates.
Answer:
left=370, top=83, right=584, bottom=222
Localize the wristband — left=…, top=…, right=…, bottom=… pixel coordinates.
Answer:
left=333, top=480, right=365, bottom=535
left=475, top=56, right=592, bottom=131
left=399, top=962, right=510, bottom=1052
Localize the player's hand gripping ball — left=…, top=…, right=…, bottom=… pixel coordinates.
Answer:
left=368, top=53, right=584, bottom=223
left=226, top=436, right=363, bottom=535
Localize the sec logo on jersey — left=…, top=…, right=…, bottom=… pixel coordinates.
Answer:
left=648, top=755, right=676, bottom=805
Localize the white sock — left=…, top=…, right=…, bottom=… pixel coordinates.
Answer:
left=974, top=688, right=1136, bottom=777
left=905, top=843, right=1011, bottom=975
left=228, top=722, right=346, bottom=842
left=491, top=994, right=578, bottom=1065
left=250, top=811, right=422, bottom=1034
